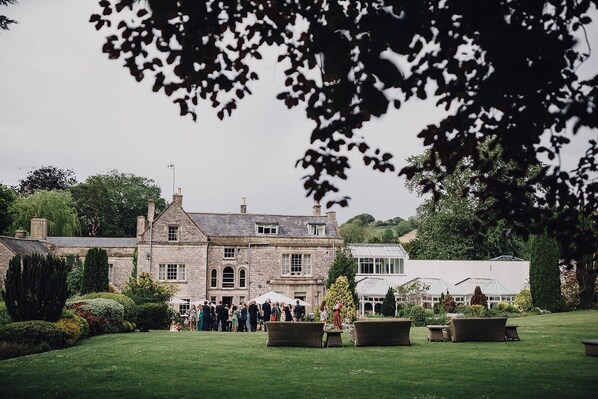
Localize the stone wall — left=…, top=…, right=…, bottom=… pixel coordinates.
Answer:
left=0, top=243, right=13, bottom=289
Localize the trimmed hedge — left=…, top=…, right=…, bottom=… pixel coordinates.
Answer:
left=78, top=292, right=138, bottom=323
left=0, top=320, right=66, bottom=350
left=67, top=298, right=125, bottom=335
left=137, top=302, right=169, bottom=330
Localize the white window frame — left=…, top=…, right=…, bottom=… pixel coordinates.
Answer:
left=158, top=264, right=186, bottom=282
left=239, top=268, right=247, bottom=288
left=223, top=247, right=236, bottom=259
left=210, top=269, right=218, bottom=288
left=167, top=225, right=179, bottom=241
left=281, top=253, right=312, bottom=276
left=256, top=223, right=278, bottom=235
left=222, top=266, right=235, bottom=288
left=308, top=224, right=326, bottom=236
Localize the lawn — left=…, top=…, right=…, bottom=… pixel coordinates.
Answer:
left=1, top=311, right=597, bottom=399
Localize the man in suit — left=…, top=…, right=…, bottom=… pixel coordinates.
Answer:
left=293, top=299, right=304, bottom=321
left=262, top=299, right=272, bottom=331
left=216, top=301, right=225, bottom=331
left=202, top=301, right=211, bottom=331
left=248, top=301, right=258, bottom=332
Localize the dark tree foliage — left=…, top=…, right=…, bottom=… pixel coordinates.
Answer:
left=0, top=0, right=17, bottom=31
left=1, top=253, right=68, bottom=322
left=81, top=247, right=109, bottom=294
left=470, top=286, right=488, bottom=308
left=326, top=247, right=357, bottom=305
left=530, top=233, right=565, bottom=311
left=71, top=170, right=166, bottom=237
left=92, top=1, right=597, bottom=262
left=0, top=183, right=17, bottom=235
left=381, top=287, right=396, bottom=317
left=17, top=166, right=77, bottom=196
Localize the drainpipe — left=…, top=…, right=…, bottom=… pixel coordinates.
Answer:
left=148, top=220, right=153, bottom=277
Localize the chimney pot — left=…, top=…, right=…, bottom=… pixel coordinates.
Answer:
left=172, top=188, right=183, bottom=207
left=312, top=200, right=322, bottom=216
left=240, top=197, right=247, bottom=214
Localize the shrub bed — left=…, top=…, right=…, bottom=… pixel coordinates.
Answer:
left=0, top=320, right=66, bottom=350
left=77, top=293, right=138, bottom=323
left=55, top=317, right=82, bottom=346
left=67, top=298, right=125, bottom=335
left=137, top=302, right=169, bottom=330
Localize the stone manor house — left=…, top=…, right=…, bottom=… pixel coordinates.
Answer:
left=0, top=191, right=343, bottom=312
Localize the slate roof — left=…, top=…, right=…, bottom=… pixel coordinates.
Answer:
left=188, top=213, right=339, bottom=238
left=46, top=237, right=137, bottom=248
left=0, top=236, right=50, bottom=256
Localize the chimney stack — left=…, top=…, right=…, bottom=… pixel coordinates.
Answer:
left=240, top=197, right=247, bottom=214
left=136, top=216, right=147, bottom=242
left=14, top=229, right=27, bottom=239
left=172, top=188, right=183, bottom=207
left=312, top=201, right=321, bottom=216
left=147, top=200, right=155, bottom=223
left=30, top=218, right=48, bottom=240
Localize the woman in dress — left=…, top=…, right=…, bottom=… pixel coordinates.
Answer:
left=284, top=303, right=293, bottom=322
left=188, top=305, right=197, bottom=331
left=231, top=305, right=239, bottom=332
left=333, top=300, right=343, bottom=329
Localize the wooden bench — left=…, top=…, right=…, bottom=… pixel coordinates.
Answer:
left=264, top=321, right=324, bottom=347
left=448, top=317, right=508, bottom=342
left=582, top=339, right=598, bottom=356
left=427, top=325, right=449, bottom=342
left=350, top=319, right=412, bottom=347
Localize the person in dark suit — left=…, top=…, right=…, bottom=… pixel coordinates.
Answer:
left=248, top=301, right=258, bottom=332
left=262, top=299, right=272, bottom=331
left=202, top=301, right=211, bottom=331
left=293, top=299, right=304, bottom=321
left=216, top=301, right=225, bottom=331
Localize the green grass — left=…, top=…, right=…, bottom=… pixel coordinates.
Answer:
left=1, top=311, right=598, bottom=399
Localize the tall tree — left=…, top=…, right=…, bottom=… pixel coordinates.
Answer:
left=0, top=183, right=17, bottom=234
left=529, top=233, right=565, bottom=312
left=381, top=287, right=396, bottom=317
left=0, top=0, right=17, bottom=31
left=17, top=166, right=77, bottom=196
left=71, top=171, right=166, bottom=237
left=326, top=247, right=357, bottom=305
left=405, top=148, right=525, bottom=260
left=9, top=190, right=80, bottom=237
left=1, top=253, right=68, bottom=322
left=81, top=247, right=109, bottom=294
left=92, top=1, right=598, bottom=261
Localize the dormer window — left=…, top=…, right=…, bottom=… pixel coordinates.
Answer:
left=256, top=223, right=278, bottom=235
left=308, top=224, right=326, bottom=236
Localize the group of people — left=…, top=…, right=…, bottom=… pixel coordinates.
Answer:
left=176, top=299, right=309, bottom=332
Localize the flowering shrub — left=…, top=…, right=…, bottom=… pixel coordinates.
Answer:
left=78, top=292, right=137, bottom=323
left=514, top=289, right=533, bottom=312
left=55, top=317, right=82, bottom=346
left=67, top=298, right=124, bottom=334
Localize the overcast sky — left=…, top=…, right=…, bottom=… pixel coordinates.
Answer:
left=1, top=2, right=595, bottom=225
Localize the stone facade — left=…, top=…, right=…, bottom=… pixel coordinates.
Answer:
left=0, top=193, right=343, bottom=312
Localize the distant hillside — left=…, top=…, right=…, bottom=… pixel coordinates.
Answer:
left=340, top=213, right=418, bottom=243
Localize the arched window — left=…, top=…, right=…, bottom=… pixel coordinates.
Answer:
left=210, top=269, right=218, bottom=288
left=239, top=269, right=246, bottom=288
left=222, top=267, right=235, bottom=288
